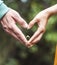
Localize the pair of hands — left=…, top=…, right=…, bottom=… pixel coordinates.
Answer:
left=0, top=8, right=49, bottom=48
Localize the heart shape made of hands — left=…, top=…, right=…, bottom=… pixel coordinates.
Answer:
left=0, top=9, right=46, bottom=48
left=18, top=19, right=45, bottom=48
left=1, top=9, right=46, bottom=48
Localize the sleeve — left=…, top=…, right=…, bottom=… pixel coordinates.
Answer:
left=0, top=0, right=9, bottom=19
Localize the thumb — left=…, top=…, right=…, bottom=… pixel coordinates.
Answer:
left=28, top=18, right=37, bottom=29
left=12, top=12, right=28, bottom=29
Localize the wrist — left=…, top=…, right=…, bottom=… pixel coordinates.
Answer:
left=0, top=2, right=9, bottom=19
left=44, top=4, right=57, bottom=18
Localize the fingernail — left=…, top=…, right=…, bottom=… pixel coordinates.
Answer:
left=28, top=44, right=33, bottom=48
left=27, top=42, right=33, bottom=48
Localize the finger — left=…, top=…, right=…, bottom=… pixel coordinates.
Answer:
left=6, top=29, right=25, bottom=44
left=1, top=21, right=19, bottom=40
left=27, top=42, right=34, bottom=48
left=28, top=26, right=45, bottom=43
left=1, top=18, right=9, bottom=30
left=27, top=33, right=44, bottom=48
left=28, top=18, right=38, bottom=29
left=12, top=13, right=28, bottom=29
left=6, top=17, right=28, bottom=45
left=31, top=33, right=43, bottom=44
left=1, top=20, right=8, bottom=30
left=2, top=16, right=13, bottom=29
left=1, top=15, right=28, bottom=46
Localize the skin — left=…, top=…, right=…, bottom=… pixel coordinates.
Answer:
left=0, top=4, right=57, bottom=48
left=28, top=4, right=57, bottom=47
left=0, top=8, right=28, bottom=47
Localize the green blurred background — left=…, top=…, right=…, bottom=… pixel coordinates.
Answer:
left=0, top=0, right=57, bottom=65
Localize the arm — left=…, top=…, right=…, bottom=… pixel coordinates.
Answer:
left=45, top=4, right=57, bottom=17
left=28, top=4, right=57, bottom=47
left=0, top=0, right=9, bottom=19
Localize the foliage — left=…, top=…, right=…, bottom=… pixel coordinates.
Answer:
left=0, top=0, right=57, bottom=65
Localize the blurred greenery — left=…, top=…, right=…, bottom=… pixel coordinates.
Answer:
left=0, top=0, right=57, bottom=65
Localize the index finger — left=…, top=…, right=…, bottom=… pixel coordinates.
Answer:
left=12, top=12, right=28, bottom=29
left=28, top=26, right=45, bottom=43
left=27, top=32, right=44, bottom=48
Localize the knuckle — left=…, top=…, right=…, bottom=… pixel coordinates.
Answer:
left=3, top=26, right=9, bottom=33
left=36, top=17, right=40, bottom=23
left=8, top=26, right=12, bottom=30
left=41, top=27, right=46, bottom=32
left=20, top=22, right=26, bottom=28
left=21, top=22, right=24, bottom=25
left=3, top=26, right=8, bottom=30
left=43, top=28, right=46, bottom=32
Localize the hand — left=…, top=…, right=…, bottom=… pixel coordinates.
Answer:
left=28, top=10, right=49, bottom=47
left=0, top=8, right=28, bottom=46
left=27, top=4, right=57, bottom=47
